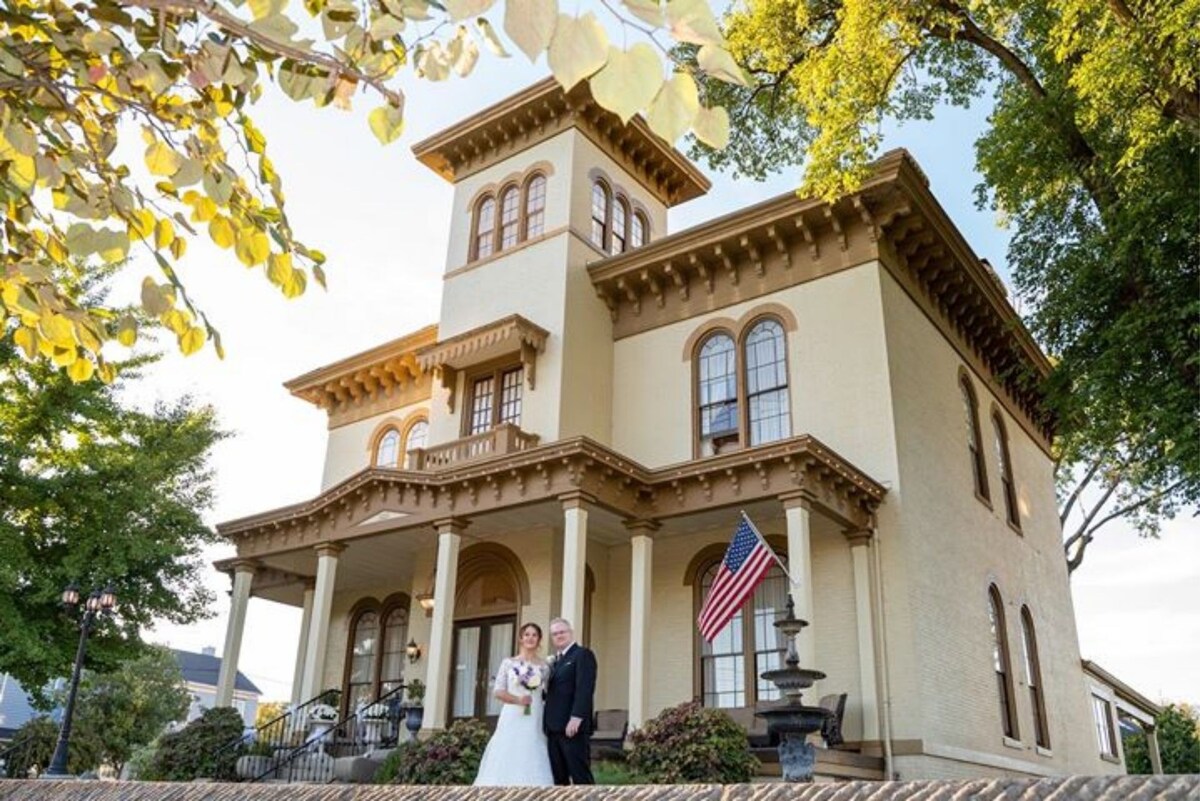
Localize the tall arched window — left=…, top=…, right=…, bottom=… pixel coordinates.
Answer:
left=992, top=412, right=1020, bottom=529
left=631, top=211, right=648, bottom=248
left=379, top=603, right=409, bottom=695
left=590, top=181, right=610, bottom=249
left=745, top=319, right=791, bottom=446
left=375, top=428, right=400, bottom=467
left=474, top=195, right=496, bottom=260
left=697, top=333, right=739, bottom=455
left=346, top=609, right=379, bottom=711
left=524, top=174, right=546, bottom=238
left=1021, top=606, right=1049, bottom=748
left=988, top=585, right=1019, bottom=739
left=697, top=554, right=789, bottom=708
left=612, top=196, right=628, bottom=254
left=403, top=419, right=428, bottom=468
left=499, top=185, right=520, bottom=250
left=961, top=377, right=989, bottom=500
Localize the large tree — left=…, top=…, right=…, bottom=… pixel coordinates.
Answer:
left=688, top=0, right=1198, bottom=569
left=1123, top=703, right=1200, bottom=775
left=0, top=297, right=224, bottom=692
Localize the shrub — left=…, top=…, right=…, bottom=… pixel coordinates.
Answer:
left=627, top=701, right=758, bottom=784
left=594, top=760, right=645, bottom=785
left=377, top=719, right=490, bottom=785
left=143, top=706, right=245, bottom=781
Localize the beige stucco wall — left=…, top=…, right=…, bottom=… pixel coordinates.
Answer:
left=321, top=400, right=431, bottom=490
left=877, top=268, right=1105, bottom=777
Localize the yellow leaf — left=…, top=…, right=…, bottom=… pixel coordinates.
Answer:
left=589, top=44, right=663, bottom=124
left=52, top=345, right=78, bottom=367
left=445, top=0, right=495, bottom=21
left=646, top=72, right=700, bottom=143
left=170, top=236, right=188, bottom=260
left=162, top=309, right=191, bottom=336
left=368, top=104, right=406, bottom=145
left=189, top=196, right=218, bottom=223
left=504, top=0, right=557, bottom=61
left=209, top=216, right=236, bottom=249
left=693, top=104, right=730, bottom=149
left=621, top=0, right=662, bottom=27
left=666, top=0, right=724, bottom=46
left=476, top=19, right=510, bottom=57
left=6, top=153, right=36, bottom=192
left=98, top=361, right=116, bottom=383
left=448, top=26, right=480, bottom=77
left=235, top=226, right=270, bottom=266
left=13, top=326, right=38, bottom=359
left=141, top=278, right=172, bottom=316
left=127, top=208, right=155, bottom=241
left=267, top=252, right=294, bottom=286
left=697, top=44, right=748, bottom=87
left=281, top=266, right=307, bottom=298
left=547, top=13, right=608, bottom=91
left=116, top=315, right=138, bottom=347
left=155, top=218, right=176, bottom=249
left=144, top=142, right=182, bottom=177
left=68, top=356, right=95, bottom=382
left=39, top=313, right=75, bottom=349
left=180, top=326, right=207, bottom=355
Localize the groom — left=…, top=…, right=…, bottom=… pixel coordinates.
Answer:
left=544, top=617, right=597, bottom=785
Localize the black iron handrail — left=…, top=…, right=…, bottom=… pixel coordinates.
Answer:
left=211, top=687, right=341, bottom=771
left=0, top=733, right=41, bottom=779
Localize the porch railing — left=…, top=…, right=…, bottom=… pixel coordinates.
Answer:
left=212, top=688, right=340, bottom=776
left=245, top=683, right=407, bottom=783
left=408, top=423, right=539, bottom=470
left=0, top=732, right=40, bottom=779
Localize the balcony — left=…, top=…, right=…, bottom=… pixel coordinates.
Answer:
left=407, top=423, right=540, bottom=470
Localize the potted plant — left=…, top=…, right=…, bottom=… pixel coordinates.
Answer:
left=306, top=703, right=339, bottom=753
left=360, top=701, right=389, bottom=750
left=403, top=679, right=426, bottom=735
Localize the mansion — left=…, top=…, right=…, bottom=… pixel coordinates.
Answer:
left=211, top=78, right=1148, bottom=780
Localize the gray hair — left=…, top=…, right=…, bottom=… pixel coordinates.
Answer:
left=549, top=617, right=573, bottom=631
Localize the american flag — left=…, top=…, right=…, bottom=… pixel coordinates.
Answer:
left=697, top=514, right=778, bottom=642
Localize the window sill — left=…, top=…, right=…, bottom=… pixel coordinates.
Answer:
left=1035, top=746, right=1053, bottom=758
left=1002, top=736, right=1024, bottom=750
left=1100, top=753, right=1121, bottom=764
left=974, top=491, right=993, bottom=510
left=1007, top=519, right=1024, bottom=536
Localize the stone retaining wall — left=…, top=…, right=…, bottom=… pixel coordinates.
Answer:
left=0, top=776, right=1197, bottom=800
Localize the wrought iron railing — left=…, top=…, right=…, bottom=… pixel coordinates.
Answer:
left=408, top=423, right=539, bottom=470
left=0, top=733, right=42, bottom=779
left=211, top=688, right=340, bottom=776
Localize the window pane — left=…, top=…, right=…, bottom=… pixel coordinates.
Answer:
left=475, top=197, right=495, bottom=259
left=500, top=187, right=520, bottom=249
left=612, top=197, right=628, bottom=254
left=452, top=626, right=480, bottom=717
left=631, top=213, right=646, bottom=248
left=469, top=376, right=494, bottom=435
left=376, top=429, right=400, bottom=467
left=349, top=611, right=379, bottom=709
left=525, top=175, right=546, bottom=238
left=753, top=566, right=789, bottom=700
left=746, top=321, right=790, bottom=445
left=404, top=420, right=428, bottom=460
left=499, top=368, right=523, bottom=426
left=591, top=182, right=608, bottom=247
left=1093, top=696, right=1115, bottom=756
left=380, top=608, right=408, bottom=692
left=962, top=383, right=979, bottom=451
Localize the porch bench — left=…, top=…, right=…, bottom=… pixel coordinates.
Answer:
left=590, top=709, right=629, bottom=757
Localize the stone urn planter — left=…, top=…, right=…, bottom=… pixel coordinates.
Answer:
left=404, top=705, right=424, bottom=735
left=306, top=703, right=339, bottom=755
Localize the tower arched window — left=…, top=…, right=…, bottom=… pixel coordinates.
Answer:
left=697, top=332, right=739, bottom=455
left=590, top=181, right=610, bottom=249
left=1021, top=606, right=1050, bottom=748
left=631, top=211, right=648, bottom=248
left=403, top=419, right=428, bottom=468
left=744, top=319, right=791, bottom=445
left=524, top=174, right=546, bottom=238
left=612, top=196, right=629, bottom=254
left=375, top=428, right=401, bottom=468
left=988, top=585, right=1019, bottom=739
left=992, top=412, right=1020, bottom=529
left=499, top=185, right=520, bottom=250
left=473, top=195, right=496, bottom=260
left=960, top=376, right=989, bottom=501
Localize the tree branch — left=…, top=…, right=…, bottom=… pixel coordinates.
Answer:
left=1059, top=456, right=1104, bottom=524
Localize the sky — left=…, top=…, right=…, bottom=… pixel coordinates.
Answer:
left=104, top=36, right=1199, bottom=708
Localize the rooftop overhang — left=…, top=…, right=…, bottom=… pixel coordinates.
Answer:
left=1083, top=659, right=1162, bottom=723
left=215, top=433, right=887, bottom=566
left=416, top=315, right=550, bottom=411
left=588, top=149, right=1055, bottom=450
left=283, top=324, right=437, bottom=427
left=411, top=77, right=711, bottom=207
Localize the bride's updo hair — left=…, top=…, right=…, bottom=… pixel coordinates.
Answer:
left=519, top=622, right=543, bottom=643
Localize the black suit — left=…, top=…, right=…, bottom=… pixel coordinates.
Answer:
left=543, top=642, right=597, bottom=785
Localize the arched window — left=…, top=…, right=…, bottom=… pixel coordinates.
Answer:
left=612, top=196, right=628, bottom=254
left=473, top=195, right=496, bottom=260
left=1021, top=606, right=1049, bottom=748
left=696, top=553, right=789, bottom=708
left=524, top=174, right=547, bottom=239
left=744, top=319, right=791, bottom=446
left=590, top=181, right=610, bottom=249
left=992, top=412, right=1020, bottom=529
left=346, top=609, right=379, bottom=711
left=403, top=419, right=428, bottom=468
left=379, top=603, right=409, bottom=695
left=375, top=428, right=400, bottom=468
left=697, top=333, right=739, bottom=456
left=961, top=377, right=989, bottom=500
left=499, top=185, right=520, bottom=250
left=631, top=211, right=648, bottom=248
left=988, top=585, right=1019, bottom=739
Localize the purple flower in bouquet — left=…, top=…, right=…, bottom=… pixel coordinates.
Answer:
left=513, top=661, right=542, bottom=715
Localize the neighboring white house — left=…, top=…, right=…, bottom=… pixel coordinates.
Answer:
left=172, top=648, right=261, bottom=729
left=209, top=77, right=1165, bottom=780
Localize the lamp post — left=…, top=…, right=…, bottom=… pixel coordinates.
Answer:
left=42, top=583, right=117, bottom=778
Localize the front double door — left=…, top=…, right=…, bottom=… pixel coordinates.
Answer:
left=450, top=616, right=516, bottom=723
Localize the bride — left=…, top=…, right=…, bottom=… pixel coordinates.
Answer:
left=472, top=622, right=555, bottom=786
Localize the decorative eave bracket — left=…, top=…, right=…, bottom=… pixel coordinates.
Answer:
left=416, top=315, right=550, bottom=412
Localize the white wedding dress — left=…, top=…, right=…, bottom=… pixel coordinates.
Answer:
left=473, top=657, right=555, bottom=786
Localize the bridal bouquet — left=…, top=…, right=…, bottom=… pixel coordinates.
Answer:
left=513, top=662, right=542, bottom=716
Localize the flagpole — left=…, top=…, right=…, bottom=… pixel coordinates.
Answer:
left=739, top=510, right=799, bottom=587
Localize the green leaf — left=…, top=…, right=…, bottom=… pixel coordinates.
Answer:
left=547, top=13, right=608, bottom=90
left=589, top=44, right=663, bottom=125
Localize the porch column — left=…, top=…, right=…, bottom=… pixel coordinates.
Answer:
left=560, top=494, right=591, bottom=630
left=216, top=560, right=257, bottom=708
left=1147, top=724, right=1164, bottom=774
left=299, top=542, right=344, bottom=701
left=626, top=520, right=658, bottom=731
left=424, top=518, right=467, bottom=731
left=847, top=529, right=881, bottom=742
left=290, top=581, right=316, bottom=705
left=781, top=493, right=816, bottom=668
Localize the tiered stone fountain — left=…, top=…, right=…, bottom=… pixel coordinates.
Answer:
left=755, top=597, right=832, bottom=782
